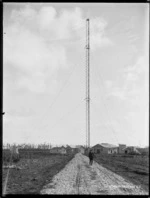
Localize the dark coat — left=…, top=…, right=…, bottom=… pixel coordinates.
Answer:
left=89, top=151, right=94, bottom=159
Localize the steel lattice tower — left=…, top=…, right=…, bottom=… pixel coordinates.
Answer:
left=86, top=19, right=90, bottom=149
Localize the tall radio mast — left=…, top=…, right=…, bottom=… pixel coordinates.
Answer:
left=86, top=19, right=90, bottom=149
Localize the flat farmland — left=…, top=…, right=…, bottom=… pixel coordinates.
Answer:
left=3, top=150, right=75, bottom=194
left=94, top=154, right=149, bottom=192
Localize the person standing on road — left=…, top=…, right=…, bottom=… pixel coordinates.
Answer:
left=88, top=150, right=95, bottom=166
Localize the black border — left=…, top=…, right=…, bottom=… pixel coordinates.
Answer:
left=1, top=1, right=3, bottom=197
left=1, top=1, right=149, bottom=197
left=1, top=0, right=150, bottom=2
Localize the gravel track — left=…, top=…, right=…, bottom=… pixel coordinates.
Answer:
left=40, top=153, right=148, bottom=195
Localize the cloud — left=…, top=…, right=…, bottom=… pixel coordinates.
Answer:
left=104, top=80, right=113, bottom=89
left=4, top=5, right=113, bottom=93
left=123, top=56, right=148, bottom=97
left=8, top=107, right=35, bottom=117
left=4, top=27, right=67, bottom=93
left=90, top=17, right=113, bottom=50
left=107, top=55, right=148, bottom=106
left=109, top=88, right=127, bottom=101
left=72, top=16, right=113, bottom=50
left=38, top=6, right=57, bottom=30
left=4, top=9, right=68, bottom=93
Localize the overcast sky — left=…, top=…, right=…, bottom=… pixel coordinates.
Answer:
left=3, top=3, right=149, bottom=147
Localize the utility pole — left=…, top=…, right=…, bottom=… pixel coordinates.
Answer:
left=86, top=19, right=90, bottom=150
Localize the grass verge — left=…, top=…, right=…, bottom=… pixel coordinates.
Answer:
left=3, top=151, right=75, bottom=194
left=94, top=154, right=149, bottom=192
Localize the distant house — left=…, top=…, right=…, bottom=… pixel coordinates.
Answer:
left=75, top=145, right=85, bottom=154
left=118, top=144, right=127, bottom=154
left=50, top=146, right=67, bottom=154
left=78, top=146, right=85, bottom=154
left=73, top=147, right=79, bottom=154
left=123, top=146, right=141, bottom=155
left=65, top=145, right=79, bottom=154
left=66, top=145, right=74, bottom=154
left=136, top=147, right=149, bottom=155
left=92, top=143, right=118, bottom=154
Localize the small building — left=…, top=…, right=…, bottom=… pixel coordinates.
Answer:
left=136, top=147, right=149, bottom=155
left=78, top=146, right=85, bottom=154
left=50, top=146, right=67, bottom=154
left=66, top=145, right=74, bottom=154
left=60, top=146, right=67, bottom=154
left=118, top=144, right=127, bottom=154
left=76, top=145, right=85, bottom=154
left=73, top=147, right=79, bottom=154
left=65, top=145, right=79, bottom=154
left=92, top=143, right=118, bottom=154
left=123, top=146, right=141, bottom=155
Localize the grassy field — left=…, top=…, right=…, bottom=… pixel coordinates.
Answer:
left=94, top=153, right=149, bottom=192
left=3, top=150, right=75, bottom=194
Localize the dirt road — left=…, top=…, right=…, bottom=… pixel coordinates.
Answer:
left=40, top=153, right=148, bottom=195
